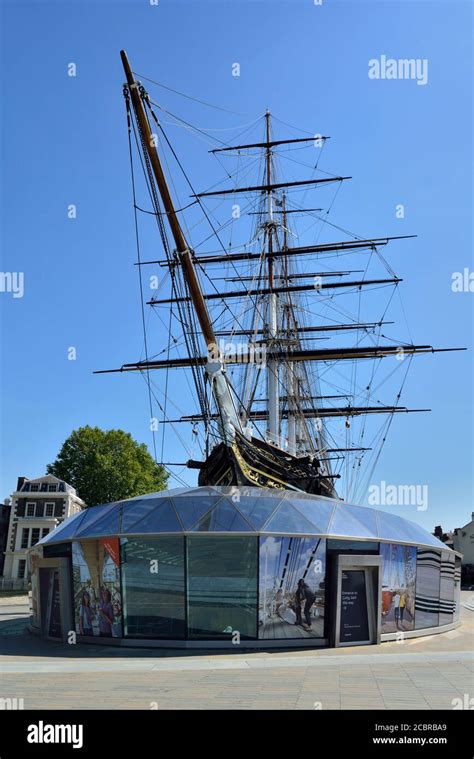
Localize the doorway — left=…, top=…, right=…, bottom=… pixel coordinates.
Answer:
left=333, top=554, right=381, bottom=647
left=39, top=568, right=62, bottom=639
left=37, top=557, right=73, bottom=641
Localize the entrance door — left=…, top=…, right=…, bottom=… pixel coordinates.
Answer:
left=334, top=555, right=381, bottom=647
left=39, top=568, right=62, bottom=639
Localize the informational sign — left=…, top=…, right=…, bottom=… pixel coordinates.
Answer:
left=48, top=570, right=62, bottom=638
left=339, top=570, right=369, bottom=643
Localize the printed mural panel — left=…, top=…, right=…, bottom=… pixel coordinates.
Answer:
left=381, top=543, right=416, bottom=633
left=453, top=556, right=462, bottom=623
left=72, top=539, right=122, bottom=638
left=439, top=550, right=455, bottom=625
left=415, top=549, right=441, bottom=629
left=258, top=537, right=326, bottom=639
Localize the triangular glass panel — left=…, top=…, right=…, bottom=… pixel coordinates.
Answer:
left=78, top=505, right=122, bottom=537
left=290, top=496, right=336, bottom=533
left=328, top=503, right=375, bottom=538
left=40, top=510, right=88, bottom=543
left=125, top=499, right=183, bottom=533
left=262, top=502, right=318, bottom=534
left=121, top=498, right=162, bottom=531
left=230, top=492, right=284, bottom=530
left=343, top=503, right=378, bottom=537
left=191, top=500, right=254, bottom=532
left=75, top=502, right=120, bottom=537
left=399, top=517, right=443, bottom=548
left=377, top=510, right=430, bottom=545
left=171, top=495, right=221, bottom=530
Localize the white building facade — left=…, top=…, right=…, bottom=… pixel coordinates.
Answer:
left=453, top=512, right=474, bottom=565
left=2, top=474, right=86, bottom=583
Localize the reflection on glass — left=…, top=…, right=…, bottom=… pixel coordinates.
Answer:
left=187, top=536, right=258, bottom=639
left=121, top=537, right=185, bottom=638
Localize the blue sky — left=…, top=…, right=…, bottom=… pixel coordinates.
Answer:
left=0, top=0, right=472, bottom=532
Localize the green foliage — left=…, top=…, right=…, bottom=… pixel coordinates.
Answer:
left=47, top=426, right=168, bottom=506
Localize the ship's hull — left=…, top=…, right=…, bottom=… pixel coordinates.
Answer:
left=197, top=433, right=335, bottom=496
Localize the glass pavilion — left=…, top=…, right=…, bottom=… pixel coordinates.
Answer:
left=29, top=486, right=461, bottom=648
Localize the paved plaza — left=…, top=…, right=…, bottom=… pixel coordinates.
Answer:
left=0, top=593, right=472, bottom=710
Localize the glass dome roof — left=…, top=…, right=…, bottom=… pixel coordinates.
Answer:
left=38, top=485, right=448, bottom=550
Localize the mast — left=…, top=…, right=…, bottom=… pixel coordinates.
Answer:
left=120, top=50, right=243, bottom=443
left=265, top=111, right=280, bottom=447
left=282, top=194, right=297, bottom=454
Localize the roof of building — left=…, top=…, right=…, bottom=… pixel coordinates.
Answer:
left=16, top=474, right=81, bottom=498
left=37, top=485, right=449, bottom=550
left=456, top=513, right=474, bottom=532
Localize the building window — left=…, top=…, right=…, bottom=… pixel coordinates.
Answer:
left=26, top=503, right=36, bottom=517
left=30, top=484, right=39, bottom=492
left=17, top=560, right=26, bottom=579
left=42, top=528, right=50, bottom=538
left=21, top=529, right=29, bottom=549
left=45, top=503, right=55, bottom=517
left=121, top=537, right=185, bottom=639
left=187, top=536, right=258, bottom=639
left=31, top=528, right=41, bottom=546
left=22, top=483, right=30, bottom=492
left=48, top=485, right=57, bottom=492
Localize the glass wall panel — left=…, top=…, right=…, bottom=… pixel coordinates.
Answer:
left=381, top=543, right=416, bottom=633
left=415, top=548, right=441, bottom=629
left=72, top=540, right=122, bottom=637
left=187, top=536, right=258, bottom=639
left=258, top=537, right=326, bottom=639
left=121, top=537, right=185, bottom=638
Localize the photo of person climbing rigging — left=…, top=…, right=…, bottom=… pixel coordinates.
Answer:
left=259, top=537, right=326, bottom=639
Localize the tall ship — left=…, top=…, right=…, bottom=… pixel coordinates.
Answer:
left=97, top=51, right=461, bottom=502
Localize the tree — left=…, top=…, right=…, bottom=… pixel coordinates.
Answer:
left=47, top=426, right=168, bottom=506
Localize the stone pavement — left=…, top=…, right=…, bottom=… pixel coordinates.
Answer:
left=0, top=594, right=472, bottom=710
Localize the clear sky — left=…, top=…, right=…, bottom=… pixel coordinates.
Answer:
left=1, top=0, right=472, bottom=533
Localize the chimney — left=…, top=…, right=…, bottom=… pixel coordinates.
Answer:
left=16, top=476, right=28, bottom=492
left=3, top=498, right=11, bottom=506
